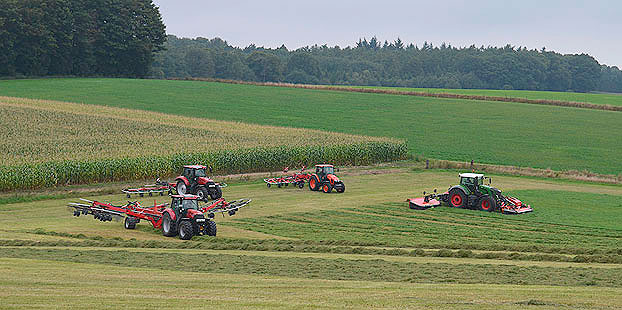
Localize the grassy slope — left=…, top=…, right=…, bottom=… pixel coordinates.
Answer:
left=1, top=170, right=622, bottom=308
left=348, top=85, right=622, bottom=106
left=0, top=78, right=621, bottom=175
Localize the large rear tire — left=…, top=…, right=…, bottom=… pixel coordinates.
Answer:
left=176, top=181, right=187, bottom=195
left=206, top=220, right=217, bottom=236
left=162, top=212, right=177, bottom=237
left=478, top=195, right=496, bottom=212
left=448, top=188, right=467, bottom=208
left=178, top=221, right=194, bottom=240
left=308, top=176, right=320, bottom=191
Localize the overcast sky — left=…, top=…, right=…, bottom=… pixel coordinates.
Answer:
left=152, top=0, right=622, bottom=67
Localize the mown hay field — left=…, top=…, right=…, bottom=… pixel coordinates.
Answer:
left=0, top=96, right=406, bottom=190
left=1, top=78, right=620, bottom=175
left=2, top=170, right=622, bottom=309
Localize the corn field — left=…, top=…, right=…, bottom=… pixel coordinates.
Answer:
left=0, top=97, right=407, bottom=190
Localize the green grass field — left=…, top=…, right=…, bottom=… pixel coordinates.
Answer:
left=1, top=78, right=621, bottom=175
left=2, top=169, right=622, bottom=308
left=346, top=85, right=622, bottom=106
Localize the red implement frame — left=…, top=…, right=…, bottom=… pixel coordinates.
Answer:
left=69, top=197, right=251, bottom=229
left=264, top=166, right=311, bottom=188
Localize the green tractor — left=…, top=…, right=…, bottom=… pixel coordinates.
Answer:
left=407, top=173, right=533, bottom=214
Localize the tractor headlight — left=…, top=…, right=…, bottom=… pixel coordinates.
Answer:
left=195, top=218, right=206, bottom=222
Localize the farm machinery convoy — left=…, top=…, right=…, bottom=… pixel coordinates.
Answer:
left=407, top=173, right=533, bottom=214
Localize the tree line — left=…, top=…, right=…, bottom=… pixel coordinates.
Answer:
left=2, top=0, right=621, bottom=93
left=153, top=35, right=622, bottom=93
left=0, top=0, right=166, bottom=77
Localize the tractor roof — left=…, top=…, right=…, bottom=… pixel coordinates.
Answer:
left=459, top=173, right=484, bottom=178
left=315, top=164, right=334, bottom=167
left=184, top=165, right=206, bottom=169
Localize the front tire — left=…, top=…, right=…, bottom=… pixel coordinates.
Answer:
left=478, top=195, right=496, bottom=212
left=322, top=184, right=332, bottom=193
left=162, top=212, right=177, bottom=237
left=178, top=221, right=194, bottom=240
left=448, top=188, right=467, bottom=208
left=197, top=187, right=209, bottom=201
left=335, top=183, right=345, bottom=193
left=210, top=186, right=222, bottom=199
left=206, top=220, right=217, bottom=236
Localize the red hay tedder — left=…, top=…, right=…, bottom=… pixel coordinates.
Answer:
left=264, top=166, right=311, bottom=189
left=69, top=195, right=250, bottom=240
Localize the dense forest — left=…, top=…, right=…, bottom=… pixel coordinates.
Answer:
left=152, top=36, right=622, bottom=93
left=0, top=0, right=166, bottom=77
left=1, top=1, right=621, bottom=93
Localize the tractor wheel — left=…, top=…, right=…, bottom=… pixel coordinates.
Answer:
left=176, top=181, right=187, bottom=195
left=322, top=184, right=333, bottom=193
left=209, top=186, right=222, bottom=200
left=448, top=188, right=467, bottom=208
left=178, top=221, right=194, bottom=240
left=478, top=195, right=496, bottom=212
left=335, top=183, right=346, bottom=193
left=124, top=217, right=136, bottom=229
left=308, top=176, right=320, bottom=191
left=206, top=220, right=217, bottom=236
left=197, top=187, right=209, bottom=201
left=162, top=212, right=177, bottom=237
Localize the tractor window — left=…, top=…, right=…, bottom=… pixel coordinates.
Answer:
left=182, top=199, right=198, bottom=210
left=323, top=166, right=334, bottom=175
left=194, top=168, right=206, bottom=177
left=316, top=167, right=322, bottom=174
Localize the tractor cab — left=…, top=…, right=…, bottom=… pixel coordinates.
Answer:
left=171, top=195, right=200, bottom=210
left=182, top=165, right=210, bottom=184
left=459, top=173, right=484, bottom=193
left=315, top=164, right=335, bottom=178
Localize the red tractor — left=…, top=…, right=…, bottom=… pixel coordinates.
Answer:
left=308, top=164, right=345, bottom=193
left=174, top=165, right=222, bottom=201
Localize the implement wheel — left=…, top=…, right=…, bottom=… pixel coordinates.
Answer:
left=448, top=188, right=466, bottom=208
left=178, top=221, right=194, bottom=240
left=124, top=217, right=136, bottom=230
left=478, top=195, right=496, bottom=212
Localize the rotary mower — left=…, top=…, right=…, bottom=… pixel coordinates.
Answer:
left=122, top=165, right=227, bottom=201
left=69, top=195, right=251, bottom=240
left=264, top=166, right=311, bottom=189
left=407, top=173, right=533, bottom=214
